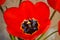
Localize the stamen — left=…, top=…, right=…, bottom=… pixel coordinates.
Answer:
left=22, top=19, right=38, bottom=34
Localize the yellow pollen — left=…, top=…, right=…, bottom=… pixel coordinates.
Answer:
left=27, top=21, right=31, bottom=24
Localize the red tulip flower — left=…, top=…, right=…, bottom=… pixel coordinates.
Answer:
left=58, top=21, right=60, bottom=35
left=0, top=0, right=5, bottom=5
left=47, top=0, right=60, bottom=12
left=4, top=1, right=50, bottom=40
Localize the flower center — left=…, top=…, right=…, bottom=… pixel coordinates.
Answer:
left=22, top=19, right=38, bottom=34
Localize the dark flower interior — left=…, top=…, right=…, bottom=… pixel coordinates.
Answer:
left=22, top=19, right=38, bottom=34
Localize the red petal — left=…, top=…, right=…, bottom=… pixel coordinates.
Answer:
left=19, top=1, right=35, bottom=18
left=0, top=0, right=5, bottom=5
left=4, top=7, right=29, bottom=25
left=47, top=0, right=60, bottom=12
left=4, top=7, right=29, bottom=37
left=31, top=2, right=50, bottom=24
left=58, top=21, right=60, bottom=35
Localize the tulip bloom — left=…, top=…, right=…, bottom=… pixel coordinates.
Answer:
left=0, top=0, right=5, bottom=5
left=58, top=21, right=60, bottom=35
left=4, top=1, right=50, bottom=40
left=47, top=0, right=60, bottom=12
